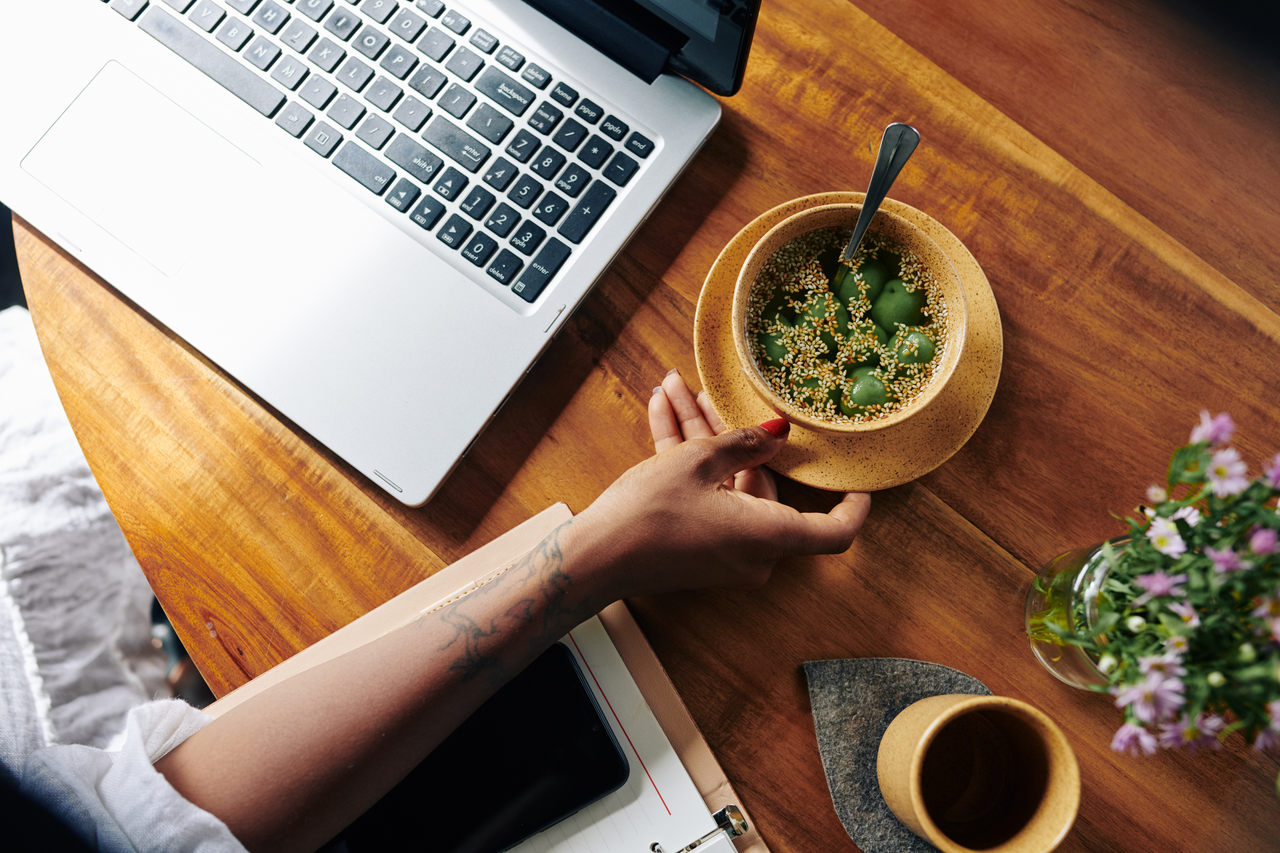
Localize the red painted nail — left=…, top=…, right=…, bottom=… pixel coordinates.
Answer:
left=760, top=417, right=789, bottom=437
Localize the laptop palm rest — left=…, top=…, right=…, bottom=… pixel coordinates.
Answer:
left=22, top=61, right=258, bottom=279
left=19, top=61, right=523, bottom=505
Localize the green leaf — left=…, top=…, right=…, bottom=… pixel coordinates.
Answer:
left=1168, top=444, right=1208, bottom=485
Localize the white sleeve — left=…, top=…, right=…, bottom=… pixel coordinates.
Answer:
left=20, top=698, right=247, bottom=852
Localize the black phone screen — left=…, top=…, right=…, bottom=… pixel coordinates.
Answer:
left=334, top=642, right=631, bottom=852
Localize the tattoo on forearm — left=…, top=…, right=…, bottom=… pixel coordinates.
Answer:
left=437, top=521, right=580, bottom=685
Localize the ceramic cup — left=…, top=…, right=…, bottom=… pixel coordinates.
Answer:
left=876, top=695, right=1081, bottom=853
left=730, top=203, right=967, bottom=435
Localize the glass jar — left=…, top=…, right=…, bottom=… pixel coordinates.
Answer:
left=1023, top=540, right=1126, bottom=689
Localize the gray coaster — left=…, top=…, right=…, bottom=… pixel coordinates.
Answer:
left=803, top=658, right=991, bottom=853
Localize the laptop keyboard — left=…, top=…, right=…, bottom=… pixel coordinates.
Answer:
left=104, top=0, right=657, bottom=305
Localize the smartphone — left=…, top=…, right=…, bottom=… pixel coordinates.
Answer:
left=332, top=641, right=631, bottom=852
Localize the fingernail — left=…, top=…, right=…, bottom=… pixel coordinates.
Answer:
left=666, top=367, right=679, bottom=377
left=652, top=386, right=664, bottom=395
left=760, top=417, right=789, bottom=437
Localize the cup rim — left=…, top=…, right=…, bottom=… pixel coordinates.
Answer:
left=906, top=696, right=1082, bottom=853
left=730, top=202, right=968, bottom=435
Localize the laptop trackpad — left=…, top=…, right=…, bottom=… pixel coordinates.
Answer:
left=21, top=61, right=259, bottom=277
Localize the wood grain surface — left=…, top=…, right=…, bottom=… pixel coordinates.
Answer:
left=15, top=0, right=1280, bottom=849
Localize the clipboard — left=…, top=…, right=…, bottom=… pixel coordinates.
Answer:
left=207, top=504, right=769, bottom=853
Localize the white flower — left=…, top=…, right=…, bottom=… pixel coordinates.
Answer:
left=1208, top=447, right=1250, bottom=498
left=1146, top=516, right=1186, bottom=557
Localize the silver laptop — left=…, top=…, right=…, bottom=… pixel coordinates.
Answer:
left=0, top=0, right=759, bottom=505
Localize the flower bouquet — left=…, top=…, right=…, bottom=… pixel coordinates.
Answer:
left=1026, top=412, right=1280, bottom=790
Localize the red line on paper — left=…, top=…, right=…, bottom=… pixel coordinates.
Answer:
left=568, top=630, right=672, bottom=816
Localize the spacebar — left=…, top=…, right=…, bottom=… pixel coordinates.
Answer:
left=138, top=7, right=285, bottom=118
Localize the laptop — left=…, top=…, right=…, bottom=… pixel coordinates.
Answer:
left=0, top=0, right=759, bottom=506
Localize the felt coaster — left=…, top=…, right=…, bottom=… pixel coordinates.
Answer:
left=803, top=658, right=991, bottom=852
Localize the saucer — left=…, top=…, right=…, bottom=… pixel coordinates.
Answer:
left=694, top=192, right=1003, bottom=491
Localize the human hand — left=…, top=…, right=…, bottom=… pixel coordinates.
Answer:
left=566, top=370, right=871, bottom=600
left=649, top=367, right=779, bottom=500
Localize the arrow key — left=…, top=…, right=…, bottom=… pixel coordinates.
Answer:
left=431, top=166, right=469, bottom=201
left=436, top=213, right=473, bottom=248
left=385, top=178, right=421, bottom=212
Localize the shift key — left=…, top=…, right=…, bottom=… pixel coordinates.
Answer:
left=422, top=116, right=490, bottom=173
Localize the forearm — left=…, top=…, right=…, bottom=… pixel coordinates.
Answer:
left=156, top=520, right=615, bottom=853
left=152, top=406, right=868, bottom=851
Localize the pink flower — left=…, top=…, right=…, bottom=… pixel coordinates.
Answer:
left=1208, top=447, right=1250, bottom=498
left=1111, top=722, right=1158, bottom=756
left=1159, top=713, right=1225, bottom=752
left=1138, top=651, right=1188, bottom=678
left=1172, top=505, right=1202, bottom=527
left=1167, top=601, right=1200, bottom=629
left=1145, top=505, right=1202, bottom=527
left=1132, top=570, right=1188, bottom=606
left=1190, top=411, right=1235, bottom=445
left=1251, top=598, right=1280, bottom=641
left=1264, top=452, right=1280, bottom=490
left=1145, top=516, right=1186, bottom=557
left=1252, top=597, right=1280, bottom=619
left=1249, top=527, right=1278, bottom=556
left=1256, top=704, right=1280, bottom=752
left=1114, top=675, right=1185, bottom=724
left=1206, top=545, right=1249, bottom=573
left=1255, top=729, right=1280, bottom=751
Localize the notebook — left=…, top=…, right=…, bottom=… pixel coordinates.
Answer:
left=0, top=0, right=759, bottom=505
left=206, top=503, right=770, bottom=852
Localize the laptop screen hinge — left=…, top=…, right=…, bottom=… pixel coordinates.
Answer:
left=520, top=0, right=688, bottom=84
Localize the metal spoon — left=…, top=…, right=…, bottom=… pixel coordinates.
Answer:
left=841, top=122, right=921, bottom=263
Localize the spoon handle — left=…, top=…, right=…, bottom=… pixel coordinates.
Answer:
left=841, top=122, right=921, bottom=263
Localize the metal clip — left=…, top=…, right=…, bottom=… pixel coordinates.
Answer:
left=671, top=804, right=748, bottom=852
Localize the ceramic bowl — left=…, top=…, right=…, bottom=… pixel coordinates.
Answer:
left=729, top=203, right=968, bottom=435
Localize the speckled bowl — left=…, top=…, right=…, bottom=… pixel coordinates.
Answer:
left=694, top=192, right=1003, bottom=492
left=730, top=203, right=968, bottom=435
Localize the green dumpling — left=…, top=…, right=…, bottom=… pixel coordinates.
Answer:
left=756, top=330, right=789, bottom=368
left=856, top=253, right=899, bottom=303
left=863, top=321, right=890, bottom=347
left=869, top=279, right=926, bottom=329
left=838, top=366, right=893, bottom=415
left=762, top=292, right=796, bottom=328
left=831, top=264, right=860, bottom=304
left=891, top=328, right=937, bottom=365
left=797, top=375, right=841, bottom=410
left=799, top=292, right=845, bottom=355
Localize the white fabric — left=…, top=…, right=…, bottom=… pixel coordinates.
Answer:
left=20, top=699, right=244, bottom=851
left=0, top=306, right=245, bottom=850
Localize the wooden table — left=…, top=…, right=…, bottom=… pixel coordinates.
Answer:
left=16, top=0, right=1280, bottom=849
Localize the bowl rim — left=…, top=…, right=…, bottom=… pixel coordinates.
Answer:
left=730, top=202, right=969, bottom=434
